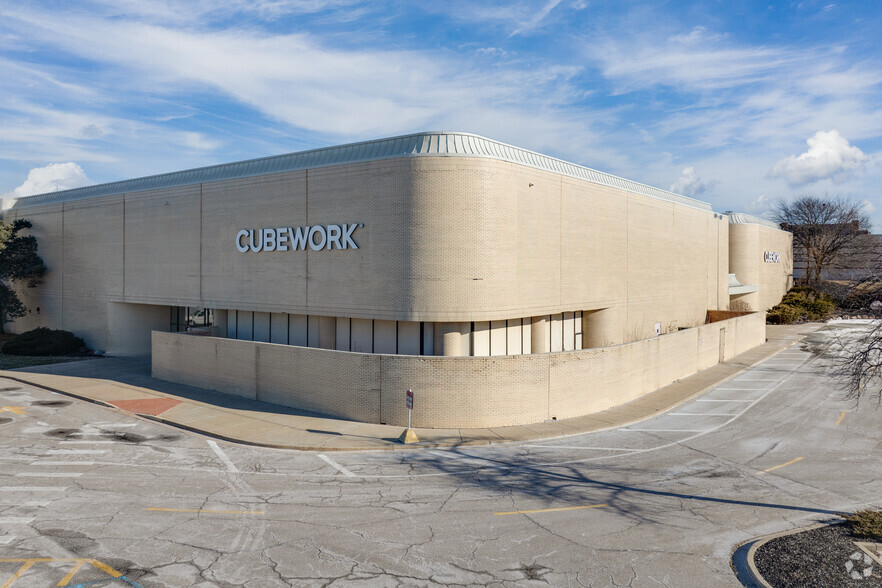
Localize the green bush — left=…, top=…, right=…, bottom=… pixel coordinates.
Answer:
left=766, top=287, right=835, bottom=324
left=842, top=509, right=882, bottom=540
left=2, top=328, right=86, bottom=356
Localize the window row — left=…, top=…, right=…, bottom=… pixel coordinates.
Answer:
left=222, top=310, right=584, bottom=356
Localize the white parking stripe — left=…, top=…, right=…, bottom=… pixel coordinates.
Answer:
left=60, top=441, right=115, bottom=444
left=730, top=378, right=779, bottom=382
left=428, top=450, right=509, bottom=468
left=30, top=461, right=94, bottom=466
left=207, top=440, right=239, bottom=473
left=46, top=450, right=106, bottom=455
left=93, top=422, right=137, bottom=427
left=0, top=487, right=66, bottom=492
left=627, top=428, right=708, bottom=433
left=0, top=517, right=34, bottom=524
left=667, top=412, right=739, bottom=417
left=695, top=399, right=753, bottom=402
left=318, top=454, right=356, bottom=477
left=523, top=445, right=637, bottom=451
left=15, top=472, right=82, bottom=478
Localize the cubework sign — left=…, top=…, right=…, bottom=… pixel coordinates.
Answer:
left=236, top=224, right=362, bottom=253
left=764, top=251, right=781, bottom=263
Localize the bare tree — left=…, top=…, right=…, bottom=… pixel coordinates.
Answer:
left=774, top=195, right=871, bottom=284
left=833, top=320, right=882, bottom=406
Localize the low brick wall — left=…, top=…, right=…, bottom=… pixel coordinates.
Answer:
left=152, top=312, right=766, bottom=428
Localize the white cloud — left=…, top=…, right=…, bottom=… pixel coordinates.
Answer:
left=744, top=194, right=775, bottom=219
left=769, top=130, right=868, bottom=186
left=3, top=163, right=94, bottom=199
left=670, top=166, right=714, bottom=197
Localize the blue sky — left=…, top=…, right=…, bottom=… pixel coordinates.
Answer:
left=2, top=0, right=880, bottom=226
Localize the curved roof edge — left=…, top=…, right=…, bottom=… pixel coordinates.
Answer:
left=726, top=212, right=781, bottom=230
left=10, top=131, right=712, bottom=212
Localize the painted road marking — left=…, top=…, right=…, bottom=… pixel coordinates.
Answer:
left=729, top=378, right=779, bottom=383
left=146, top=507, right=264, bottom=515
left=59, top=440, right=115, bottom=444
left=695, top=399, right=753, bottom=403
left=0, top=537, right=12, bottom=546
left=524, top=445, right=638, bottom=451
left=667, top=412, right=739, bottom=417
left=429, top=450, right=486, bottom=465
left=758, top=456, right=805, bottom=475
left=14, top=472, right=82, bottom=478
left=207, top=440, right=239, bottom=473
left=628, top=428, right=708, bottom=433
left=835, top=411, right=847, bottom=426
left=0, top=558, right=144, bottom=588
left=0, top=407, right=25, bottom=415
left=0, top=487, right=66, bottom=492
left=92, top=422, right=137, bottom=427
left=22, top=501, right=51, bottom=507
left=427, top=450, right=509, bottom=469
left=46, top=450, right=106, bottom=455
left=318, top=454, right=356, bottom=477
left=30, top=461, right=94, bottom=466
left=0, top=517, right=33, bottom=524
left=495, top=503, right=607, bottom=516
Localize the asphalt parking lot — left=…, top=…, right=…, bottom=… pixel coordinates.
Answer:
left=1, top=322, right=880, bottom=587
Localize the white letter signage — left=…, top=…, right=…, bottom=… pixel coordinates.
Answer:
left=235, top=223, right=362, bottom=253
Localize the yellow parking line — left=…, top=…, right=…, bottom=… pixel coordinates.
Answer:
left=835, top=411, right=846, bottom=426
left=57, top=559, right=88, bottom=586
left=86, top=559, right=124, bottom=579
left=758, top=456, right=804, bottom=475
left=0, top=558, right=128, bottom=587
left=147, top=507, right=264, bottom=515
left=495, top=503, right=607, bottom=516
left=1, top=560, right=35, bottom=588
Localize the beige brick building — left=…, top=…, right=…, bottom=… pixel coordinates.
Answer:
left=4, top=132, right=792, bottom=427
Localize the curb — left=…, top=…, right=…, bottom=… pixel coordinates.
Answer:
left=0, top=373, right=118, bottom=410
left=733, top=522, right=835, bottom=587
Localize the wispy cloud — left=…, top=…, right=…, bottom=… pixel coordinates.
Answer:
left=0, top=0, right=880, bottom=229
left=510, top=0, right=563, bottom=37
left=0, top=3, right=625, bottom=170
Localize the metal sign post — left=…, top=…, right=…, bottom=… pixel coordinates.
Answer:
left=399, top=389, right=419, bottom=444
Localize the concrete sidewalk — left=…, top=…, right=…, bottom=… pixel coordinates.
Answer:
left=0, top=323, right=822, bottom=451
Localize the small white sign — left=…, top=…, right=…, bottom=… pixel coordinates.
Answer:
left=764, top=251, right=781, bottom=263
left=406, top=389, right=413, bottom=410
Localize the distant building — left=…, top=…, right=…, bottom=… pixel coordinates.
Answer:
left=782, top=221, right=882, bottom=282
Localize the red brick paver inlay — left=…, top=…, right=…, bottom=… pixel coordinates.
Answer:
left=108, top=398, right=182, bottom=416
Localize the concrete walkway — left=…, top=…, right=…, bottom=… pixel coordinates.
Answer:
left=0, top=323, right=822, bottom=451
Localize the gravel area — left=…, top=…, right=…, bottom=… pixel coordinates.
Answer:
left=754, top=523, right=882, bottom=587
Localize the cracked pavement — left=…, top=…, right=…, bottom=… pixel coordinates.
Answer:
left=0, top=323, right=880, bottom=587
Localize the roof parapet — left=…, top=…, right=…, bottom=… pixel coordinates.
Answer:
left=10, top=131, right=713, bottom=212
